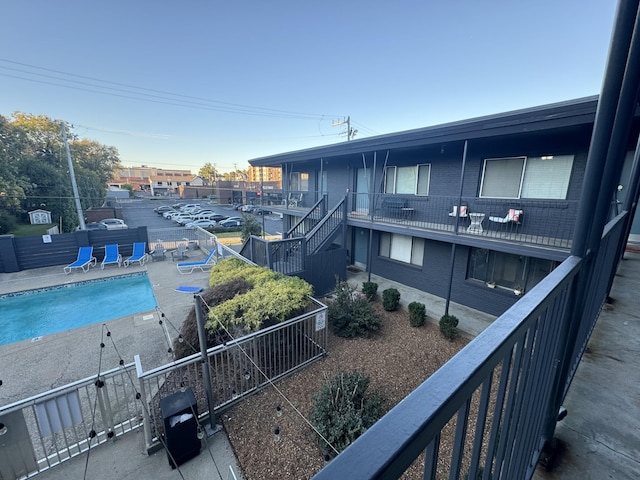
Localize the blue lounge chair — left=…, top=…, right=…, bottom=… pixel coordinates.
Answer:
left=124, top=242, right=148, bottom=267
left=64, top=246, right=97, bottom=274
left=177, top=249, right=217, bottom=274
left=101, top=244, right=122, bottom=269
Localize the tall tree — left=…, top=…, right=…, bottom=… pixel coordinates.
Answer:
left=5, top=112, right=123, bottom=232
left=198, top=162, right=219, bottom=183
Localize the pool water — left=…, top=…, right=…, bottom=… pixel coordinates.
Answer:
left=0, top=273, right=158, bottom=346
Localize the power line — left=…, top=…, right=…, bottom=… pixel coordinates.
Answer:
left=0, top=59, right=344, bottom=120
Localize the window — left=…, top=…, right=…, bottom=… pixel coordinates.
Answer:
left=379, top=233, right=424, bottom=266
left=290, top=172, right=309, bottom=191
left=385, top=164, right=431, bottom=195
left=480, top=155, right=573, bottom=199
left=467, top=248, right=557, bottom=292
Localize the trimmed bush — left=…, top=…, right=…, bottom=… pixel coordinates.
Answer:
left=310, top=371, right=385, bottom=457
left=328, top=281, right=381, bottom=338
left=408, top=301, right=426, bottom=327
left=439, top=314, right=459, bottom=340
left=202, top=258, right=313, bottom=334
left=361, top=281, right=378, bottom=301
left=173, top=278, right=253, bottom=359
left=382, top=288, right=401, bottom=311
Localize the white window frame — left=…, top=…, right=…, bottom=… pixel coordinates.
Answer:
left=479, top=155, right=573, bottom=200
left=379, top=233, right=424, bottom=266
left=384, top=164, right=431, bottom=195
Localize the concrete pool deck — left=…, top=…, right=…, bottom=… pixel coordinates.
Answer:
left=0, top=252, right=213, bottom=406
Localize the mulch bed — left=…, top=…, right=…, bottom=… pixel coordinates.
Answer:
left=221, top=301, right=469, bottom=479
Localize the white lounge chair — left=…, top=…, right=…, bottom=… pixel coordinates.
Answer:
left=124, top=242, right=148, bottom=267
left=64, top=246, right=97, bottom=274
left=489, top=208, right=523, bottom=224
left=101, top=244, right=122, bottom=269
left=177, top=249, right=217, bottom=274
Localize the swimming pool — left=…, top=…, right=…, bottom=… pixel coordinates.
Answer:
left=0, top=273, right=158, bottom=346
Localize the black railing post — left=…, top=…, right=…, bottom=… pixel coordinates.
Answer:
left=543, top=0, right=640, bottom=447
left=445, top=140, right=468, bottom=316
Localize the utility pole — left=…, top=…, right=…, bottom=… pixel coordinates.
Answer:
left=60, top=122, right=86, bottom=230
left=332, top=116, right=357, bottom=141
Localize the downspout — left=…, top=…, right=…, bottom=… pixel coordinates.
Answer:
left=444, top=140, right=467, bottom=316
left=367, top=152, right=377, bottom=282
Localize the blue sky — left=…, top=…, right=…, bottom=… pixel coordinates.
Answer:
left=1, top=1, right=617, bottom=174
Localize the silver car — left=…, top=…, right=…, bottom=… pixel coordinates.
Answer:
left=100, top=218, right=128, bottom=230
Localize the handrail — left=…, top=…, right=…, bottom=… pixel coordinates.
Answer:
left=286, top=194, right=327, bottom=238
left=314, top=255, right=583, bottom=479
left=306, top=196, right=345, bottom=255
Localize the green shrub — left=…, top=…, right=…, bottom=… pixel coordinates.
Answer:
left=328, top=281, right=381, bottom=338
left=382, top=288, right=401, bottom=311
left=361, top=281, right=378, bottom=301
left=311, top=371, right=385, bottom=457
left=173, top=278, right=253, bottom=359
left=207, top=275, right=313, bottom=332
left=408, top=301, right=426, bottom=327
left=200, top=258, right=313, bottom=335
left=439, top=314, right=459, bottom=340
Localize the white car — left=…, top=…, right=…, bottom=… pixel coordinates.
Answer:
left=186, top=219, right=217, bottom=229
left=100, top=218, right=128, bottom=230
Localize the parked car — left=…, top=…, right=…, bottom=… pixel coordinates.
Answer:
left=100, top=218, right=128, bottom=230
left=240, top=205, right=256, bottom=212
left=254, top=207, right=272, bottom=215
left=174, top=215, right=194, bottom=225
left=219, top=219, right=244, bottom=228
left=154, top=205, right=172, bottom=214
left=186, top=219, right=218, bottom=229
left=85, top=222, right=108, bottom=230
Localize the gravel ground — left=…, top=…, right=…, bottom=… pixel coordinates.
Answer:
left=222, top=301, right=468, bottom=480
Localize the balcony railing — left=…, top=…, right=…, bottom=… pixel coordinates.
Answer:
left=312, top=213, right=627, bottom=479
left=348, top=193, right=580, bottom=249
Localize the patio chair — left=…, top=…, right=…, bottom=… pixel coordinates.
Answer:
left=124, top=242, right=148, bottom=267
left=63, top=246, right=97, bottom=274
left=448, top=205, right=468, bottom=217
left=171, top=242, right=189, bottom=261
left=287, top=192, right=303, bottom=208
left=489, top=208, right=523, bottom=225
left=101, top=244, right=122, bottom=269
left=150, top=241, right=167, bottom=261
left=177, top=248, right=217, bottom=274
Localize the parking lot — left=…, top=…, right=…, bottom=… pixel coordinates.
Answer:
left=119, top=198, right=284, bottom=236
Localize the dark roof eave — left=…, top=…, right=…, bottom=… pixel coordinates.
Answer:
left=249, top=96, right=600, bottom=167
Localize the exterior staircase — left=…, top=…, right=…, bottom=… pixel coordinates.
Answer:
left=239, top=196, right=348, bottom=294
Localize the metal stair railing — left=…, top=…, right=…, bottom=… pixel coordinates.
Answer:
left=286, top=194, right=327, bottom=238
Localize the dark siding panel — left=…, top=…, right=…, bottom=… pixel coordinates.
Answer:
left=370, top=234, right=518, bottom=317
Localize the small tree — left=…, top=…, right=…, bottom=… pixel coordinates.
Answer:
left=408, top=301, right=426, bottom=327
left=439, top=314, right=459, bottom=340
left=241, top=214, right=262, bottom=242
left=311, top=371, right=385, bottom=457
left=361, top=281, right=378, bottom=301
left=382, top=288, right=401, bottom=311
